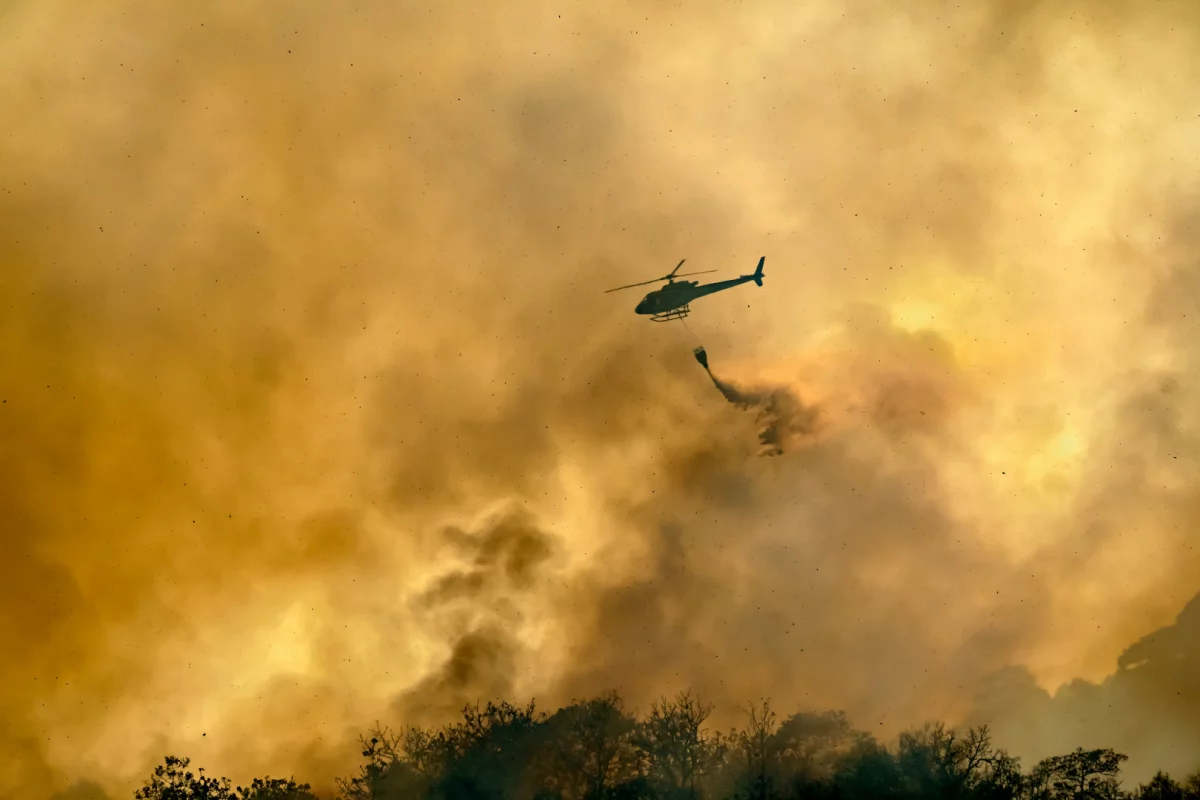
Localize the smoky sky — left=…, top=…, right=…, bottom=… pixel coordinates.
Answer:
left=4, top=0, right=1200, bottom=797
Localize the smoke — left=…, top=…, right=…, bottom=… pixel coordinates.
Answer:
left=969, top=593, right=1200, bottom=782
left=3, top=0, right=1200, bottom=796
left=389, top=506, right=558, bottom=726
left=693, top=345, right=822, bottom=456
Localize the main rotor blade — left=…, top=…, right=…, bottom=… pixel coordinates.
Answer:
left=667, top=258, right=687, bottom=277
left=604, top=277, right=667, bottom=293
left=603, top=268, right=719, bottom=293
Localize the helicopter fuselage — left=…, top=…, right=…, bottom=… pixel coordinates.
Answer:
left=634, top=275, right=757, bottom=315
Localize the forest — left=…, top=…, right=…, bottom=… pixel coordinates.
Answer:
left=134, top=691, right=1200, bottom=800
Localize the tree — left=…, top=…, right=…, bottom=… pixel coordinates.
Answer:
left=1025, top=758, right=1056, bottom=800
left=234, top=777, right=318, bottom=800
left=1031, top=748, right=1127, bottom=800
left=831, top=737, right=901, bottom=800
left=1134, top=772, right=1186, bottom=800
left=773, top=710, right=867, bottom=782
left=335, top=725, right=444, bottom=800
left=973, top=747, right=1022, bottom=800
left=135, top=756, right=233, bottom=800
left=634, top=691, right=723, bottom=799
left=895, top=722, right=953, bottom=798
left=542, top=692, right=641, bottom=800
left=895, top=723, right=1017, bottom=800
left=730, top=700, right=779, bottom=800
left=436, top=700, right=547, bottom=800
left=335, top=727, right=400, bottom=800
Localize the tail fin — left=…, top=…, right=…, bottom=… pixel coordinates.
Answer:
left=752, top=256, right=764, bottom=286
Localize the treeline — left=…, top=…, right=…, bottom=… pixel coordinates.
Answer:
left=136, top=691, right=1200, bottom=800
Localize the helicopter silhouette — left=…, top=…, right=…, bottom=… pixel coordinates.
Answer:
left=605, top=257, right=765, bottom=321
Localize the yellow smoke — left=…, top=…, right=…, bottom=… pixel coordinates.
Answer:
left=3, top=0, right=1200, bottom=797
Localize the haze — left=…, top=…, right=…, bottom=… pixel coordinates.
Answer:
left=2, top=0, right=1199, bottom=797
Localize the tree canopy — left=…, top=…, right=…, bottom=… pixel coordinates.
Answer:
left=134, top=694, right=1200, bottom=800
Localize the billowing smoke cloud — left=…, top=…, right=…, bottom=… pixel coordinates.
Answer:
left=970, top=592, right=1200, bottom=783
left=390, top=506, right=557, bottom=725
left=3, top=0, right=1200, bottom=797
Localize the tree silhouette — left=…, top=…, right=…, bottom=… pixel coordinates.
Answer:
left=1133, top=772, right=1187, bottom=800
left=729, top=700, right=778, bottom=800
left=135, top=758, right=316, bottom=800
left=831, top=736, right=902, bottom=800
left=632, top=691, right=724, bottom=799
left=773, top=710, right=867, bottom=782
left=234, top=777, right=317, bottom=800
left=1033, top=748, right=1128, bottom=800
left=133, top=692, right=1192, bottom=800
left=135, top=757, right=233, bottom=800
left=541, top=692, right=641, bottom=800
left=893, top=723, right=1020, bottom=800
left=334, top=726, right=440, bottom=800
left=433, top=701, right=547, bottom=800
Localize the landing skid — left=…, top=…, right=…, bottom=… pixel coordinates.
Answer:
left=651, top=305, right=690, bottom=322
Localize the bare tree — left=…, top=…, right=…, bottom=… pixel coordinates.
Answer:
left=732, top=700, right=779, bottom=800
left=334, top=726, right=402, bottom=800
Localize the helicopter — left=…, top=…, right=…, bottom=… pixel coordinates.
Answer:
left=605, top=256, right=765, bottom=321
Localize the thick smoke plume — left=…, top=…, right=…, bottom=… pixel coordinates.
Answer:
left=3, top=0, right=1200, bottom=798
